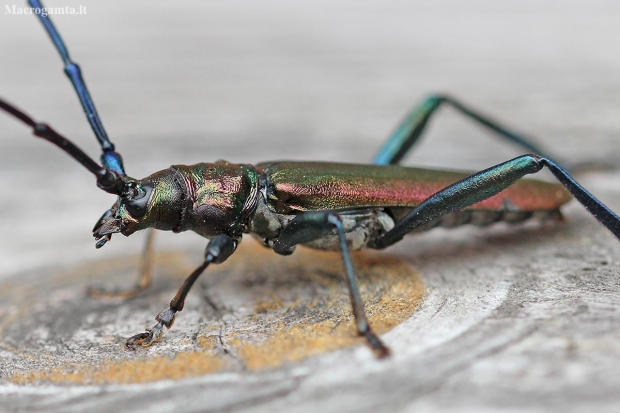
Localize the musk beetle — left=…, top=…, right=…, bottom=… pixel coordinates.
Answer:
left=1, top=0, right=619, bottom=358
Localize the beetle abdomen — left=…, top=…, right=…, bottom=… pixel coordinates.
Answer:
left=388, top=206, right=563, bottom=234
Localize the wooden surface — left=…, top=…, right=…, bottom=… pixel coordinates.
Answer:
left=1, top=1, right=620, bottom=412
left=1, top=243, right=425, bottom=383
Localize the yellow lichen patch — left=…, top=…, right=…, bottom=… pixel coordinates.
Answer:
left=197, top=334, right=220, bottom=349
left=225, top=247, right=426, bottom=370
left=232, top=321, right=358, bottom=370
left=254, top=292, right=286, bottom=314
left=11, top=351, right=226, bottom=385
left=2, top=240, right=425, bottom=385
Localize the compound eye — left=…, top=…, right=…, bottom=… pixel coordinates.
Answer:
left=123, top=185, right=152, bottom=219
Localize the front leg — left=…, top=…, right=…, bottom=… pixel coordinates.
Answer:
left=274, top=211, right=390, bottom=358
left=126, top=234, right=238, bottom=349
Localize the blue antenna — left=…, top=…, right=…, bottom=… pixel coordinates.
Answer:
left=28, top=0, right=125, bottom=175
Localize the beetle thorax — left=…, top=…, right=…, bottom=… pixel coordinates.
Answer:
left=155, top=161, right=260, bottom=238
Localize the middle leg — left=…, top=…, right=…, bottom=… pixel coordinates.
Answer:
left=273, top=211, right=390, bottom=357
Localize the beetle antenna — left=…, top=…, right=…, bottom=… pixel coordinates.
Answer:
left=28, top=0, right=126, bottom=176
left=0, top=97, right=126, bottom=196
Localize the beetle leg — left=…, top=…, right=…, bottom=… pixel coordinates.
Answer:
left=274, top=211, right=390, bottom=358
left=374, top=95, right=555, bottom=166
left=89, top=229, right=156, bottom=299
left=371, top=154, right=620, bottom=249
left=126, top=234, right=238, bottom=349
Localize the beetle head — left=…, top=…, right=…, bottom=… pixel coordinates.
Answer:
left=93, top=177, right=154, bottom=248
left=92, top=167, right=192, bottom=248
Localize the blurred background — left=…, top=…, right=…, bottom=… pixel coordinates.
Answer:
left=2, top=2, right=620, bottom=410
left=1, top=0, right=619, bottom=276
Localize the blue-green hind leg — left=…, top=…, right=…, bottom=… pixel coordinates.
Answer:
left=373, top=95, right=556, bottom=166
left=273, top=211, right=391, bottom=358
left=371, top=154, right=620, bottom=249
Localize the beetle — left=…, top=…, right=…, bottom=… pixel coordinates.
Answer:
left=1, top=0, right=619, bottom=358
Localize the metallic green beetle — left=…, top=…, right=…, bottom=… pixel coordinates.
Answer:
left=2, top=0, right=618, bottom=357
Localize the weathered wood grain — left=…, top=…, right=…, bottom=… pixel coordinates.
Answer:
left=1, top=1, right=620, bottom=412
